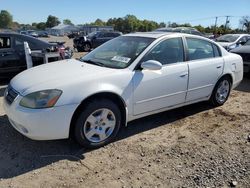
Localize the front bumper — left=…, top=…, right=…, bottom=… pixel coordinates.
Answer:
left=3, top=95, right=78, bottom=140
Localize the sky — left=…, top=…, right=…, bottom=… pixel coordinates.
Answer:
left=0, top=0, right=249, bottom=29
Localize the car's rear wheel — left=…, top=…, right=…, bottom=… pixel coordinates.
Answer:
left=210, top=76, right=231, bottom=106
left=83, top=43, right=91, bottom=52
left=74, top=99, right=121, bottom=148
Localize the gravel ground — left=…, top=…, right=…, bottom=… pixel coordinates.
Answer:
left=0, top=36, right=249, bottom=187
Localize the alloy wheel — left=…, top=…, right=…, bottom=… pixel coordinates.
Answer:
left=215, top=80, right=230, bottom=104
left=83, top=108, right=116, bottom=143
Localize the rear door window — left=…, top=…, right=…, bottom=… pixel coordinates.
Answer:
left=186, top=38, right=215, bottom=61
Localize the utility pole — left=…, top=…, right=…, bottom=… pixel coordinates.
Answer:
left=225, top=16, right=230, bottom=33
left=214, top=16, right=218, bottom=34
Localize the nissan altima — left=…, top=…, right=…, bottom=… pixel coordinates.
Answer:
left=3, top=32, right=243, bottom=148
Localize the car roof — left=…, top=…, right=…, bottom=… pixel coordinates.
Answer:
left=124, top=32, right=174, bottom=38
left=223, top=34, right=250, bottom=37
left=124, top=32, right=198, bottom=39
left=0, top=32, right=52, bottom=45
left=0, top=32, right=40, bottom=38
left=96, top=31, right=121, bottom=33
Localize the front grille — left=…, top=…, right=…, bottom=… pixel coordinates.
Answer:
left=5, top=86, right=18, bottom=105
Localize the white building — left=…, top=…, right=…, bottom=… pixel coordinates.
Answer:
left=47, top=24, right=80, bottom=36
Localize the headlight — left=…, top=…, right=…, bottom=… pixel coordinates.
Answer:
left=20, top=89, right=62, bottom=109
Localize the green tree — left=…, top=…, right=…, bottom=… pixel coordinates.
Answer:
left=63, top=19, right=73, bottom=25
left=194, top=25, right=205, bottom=33
left=123, top=15, right=139, bottom=33
left=19, top=24, right=33, bottom=30
left=179, top=23, right=192, bottom=27
left=93, top=19, right=106, bottom=26
left=159, top=22, right=166, bottom=28
left=11, top=21, right=20, bottom=30
left=36, top=22, right=46, bottom=30
left=46, top=15, right=60, bottom=28
left=168, top=22, right=178, bottom=28
left=31, top=22, right=38, bottom=29
left=0, top=10, right=13, bottom=28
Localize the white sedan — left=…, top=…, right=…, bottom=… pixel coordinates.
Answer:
left=3, top=32, right=243, bottom=148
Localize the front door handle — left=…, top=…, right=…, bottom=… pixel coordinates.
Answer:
left=180, top=72, right=188, bottom=77
left=216, top=65, right=222, bottom=69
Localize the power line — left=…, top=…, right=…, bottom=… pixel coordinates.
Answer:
left=176, top=15, right=243, bottom=24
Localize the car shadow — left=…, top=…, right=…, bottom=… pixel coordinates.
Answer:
left=0, top=114, right=85, bottom=179
left=0, top=87, right=7, bottom=97
left=0, top=78, right=9, bottom=97
left=235, top=76, right=250, bottom=92
left=0, top=78, right=10, bottom=86
left=116, top=102, right=212, bottom=142
left=0, top=101, right=213, bottom=179
left=0, top=76, right=249, bottom=179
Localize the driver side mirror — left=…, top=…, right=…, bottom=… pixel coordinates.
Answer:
left=141, top=60, right=162, bottom=70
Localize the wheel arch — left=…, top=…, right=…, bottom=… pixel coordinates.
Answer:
left=217, top=73, right=233, bottom=86
left=208, top=73, right=233, bottom=106
left=69, top=92, right=127, bottom=138
left=211, top=73, right=233, bottom=96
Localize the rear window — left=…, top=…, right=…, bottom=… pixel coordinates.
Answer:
left=0, top=37, right=11, bottom=49
left=15, top=37, right=37, bottom=49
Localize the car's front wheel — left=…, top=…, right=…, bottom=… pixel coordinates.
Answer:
left=74, top=99, right=121, bottom=148
left=210, top=76, right=231, bottom=106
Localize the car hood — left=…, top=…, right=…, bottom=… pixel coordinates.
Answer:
left=230, top=45, right=250, bottom=53
left=10, top=59, right=115, bottom=95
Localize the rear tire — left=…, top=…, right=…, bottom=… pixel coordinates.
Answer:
left=76, top=47, right=83, bottom=52
left=210, top=76, right=231, bottom=106
left=74, top=99, right=121, bottom=149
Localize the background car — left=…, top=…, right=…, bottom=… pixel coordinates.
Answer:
left=73, top=31, right=122, bottom=52
left=37, top=31, right=49, bottom=38
left=4, top=32, right=243, bottom=148
left=20, top=30, right=39, bottom=38
left=215, top=34, right=250, bottom=51
left=230, top=39, right=250, bottom=74
left=0, top=33, right=59, bottom=77
left=155, top=27, right=204, bottom=36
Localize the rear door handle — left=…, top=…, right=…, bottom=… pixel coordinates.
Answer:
left=216, top=65, right=222, bottom=69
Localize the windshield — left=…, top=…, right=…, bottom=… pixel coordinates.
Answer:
left=87, top=31, right=97, bottom=38
left=244, top=40, right=250, bottom=45
left=80, top=36, right=154, bottom=69
left=216, top=35, right=240, bottom=43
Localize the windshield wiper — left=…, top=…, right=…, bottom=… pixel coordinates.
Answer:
left=217, top=39, right=229, bottom=42
left=82, top=59, right=106, bottom=67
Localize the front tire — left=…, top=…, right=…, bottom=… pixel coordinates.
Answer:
left=210, top=76, right=231, bottom=106
left=83, top=43, right=91, bottom=52
left=74, top=99, right=121, bottom=148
